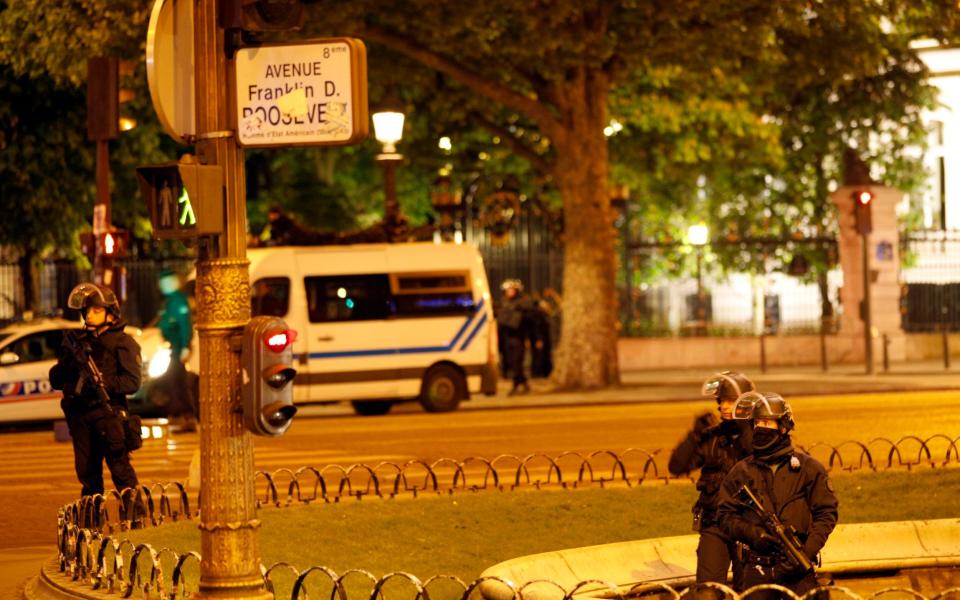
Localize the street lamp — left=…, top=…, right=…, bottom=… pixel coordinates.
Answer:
left=373, top=97, right=405, bottom=241
left=688, top=223, right=709, bottom=334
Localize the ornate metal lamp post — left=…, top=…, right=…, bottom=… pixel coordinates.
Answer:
left=372, top=99, right=405, bottom=241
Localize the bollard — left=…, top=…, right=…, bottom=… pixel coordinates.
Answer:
left=944, top=326, right=952, bottom=371
left=759, top=333, right=767, bottom=374
left=882, top=333, right=890, bottom=373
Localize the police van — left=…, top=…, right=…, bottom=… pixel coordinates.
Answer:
left=188, top=242, right=498, bottom=415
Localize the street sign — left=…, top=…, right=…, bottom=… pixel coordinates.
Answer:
left=137, top=159, right=224, bottom=239
left=146, top=0, right=195, bottom=144
left=234, top=38, right=368, bottom=148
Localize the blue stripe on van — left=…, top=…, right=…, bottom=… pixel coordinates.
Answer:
left=307, top=298, right=486, bottom=360
left=458, top=313, right=488, bottom=351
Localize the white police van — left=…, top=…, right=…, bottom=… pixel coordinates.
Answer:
left=183, top=242, right=498, bottom=415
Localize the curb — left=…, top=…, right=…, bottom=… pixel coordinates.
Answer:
left=479, top=518, right=960, bottom=600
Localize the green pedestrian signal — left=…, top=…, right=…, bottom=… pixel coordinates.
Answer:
left=178, top=187, right=197, bottom=226
left=136, top=157, right=224, bottom=240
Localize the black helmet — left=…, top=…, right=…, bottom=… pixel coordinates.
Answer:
left=701, top=371, right=755, bottom=401
left=732, top=391, right=795, bottom=431
left=68, top=283, right=121, bottom=319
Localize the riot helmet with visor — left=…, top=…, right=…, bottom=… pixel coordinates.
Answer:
left=701, top=371, right=755, bottom=401
left=732, top=391, right=795, bottom=431
left=68, top=283, right=121, bottom=320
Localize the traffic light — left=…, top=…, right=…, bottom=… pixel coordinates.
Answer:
left=221, top=0, right=304, bottom=31
left=100, top=230, right=129, bottom=257
left=241, top=316, right=298, bottom=436
left=136, top=158, right=224, bottom=240
left=853, top=189, right=873, bottom=235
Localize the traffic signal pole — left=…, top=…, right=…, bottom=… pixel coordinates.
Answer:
left=192, top=1, right=269, bottom=598
left=94, top=139, right=115, bottom=290
left=861, top=231, right=873, bottom=374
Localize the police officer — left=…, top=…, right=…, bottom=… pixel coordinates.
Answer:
left=157, top=269, right=196, bottom=425
left=50, top=283, right=142, bottom=497
left=717, top=392, right=838, bottom=599
left=669, top=371, right=755, bottom=592
left=497, top=279, right=535, bottom=395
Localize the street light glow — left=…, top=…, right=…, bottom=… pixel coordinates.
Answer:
left=688, top=223, right=709, bottom=246
left=439, top=136, right=452, bottom=151
left=372, top=111, right=405, bottom=153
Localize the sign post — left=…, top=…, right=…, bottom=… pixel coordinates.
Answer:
left=141, top=4, right=368, bottom=598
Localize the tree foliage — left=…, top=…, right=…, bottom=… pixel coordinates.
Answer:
left=1, top=0, right=959, bottom=384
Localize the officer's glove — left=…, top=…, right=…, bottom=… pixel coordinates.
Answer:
left=747, top=526, right=780, bottom=554
left=774, top=556, right=813, bottom=580
left=693, top=412, right=719, bottom=437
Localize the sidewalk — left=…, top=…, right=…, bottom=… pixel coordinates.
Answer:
left=465, top=359, right=960, bottom=412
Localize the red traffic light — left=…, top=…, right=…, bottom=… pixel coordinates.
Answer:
left=263, top=328, right=297, bottom=353
left=856, top=190, right=873, bottom=205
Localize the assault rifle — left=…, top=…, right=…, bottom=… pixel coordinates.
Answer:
left=737, top=484, right=814, bottom=575
left=62, top=331, right=112, bottom=407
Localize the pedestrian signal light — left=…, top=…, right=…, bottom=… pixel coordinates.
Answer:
left=264, top=329, right=296, bottom=353
left=242, top=316, right=298, bottom=436
left=852, top=189, right=873, bottom=235
left=104, top=232, right=116, bottom=255
left=136, top=158, right=224, bottom=240
left=95, top=229, right=128, bottom=258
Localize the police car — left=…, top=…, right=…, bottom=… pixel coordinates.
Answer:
left=0, top=318, right=161, bottom=424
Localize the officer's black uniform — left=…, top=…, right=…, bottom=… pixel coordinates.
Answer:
left=669, top=418, right=752, bottom=589
left=498, top=291, right=535, bottom=392
left=50, top=319, right=142, bottom=497
left=717, top=435, right=838, bottom=598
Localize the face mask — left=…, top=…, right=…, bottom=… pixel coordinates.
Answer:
left=752, top=427, right=781, bottom=450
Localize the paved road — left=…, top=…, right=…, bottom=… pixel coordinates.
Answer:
left=2, top=388, right=959, bottom=553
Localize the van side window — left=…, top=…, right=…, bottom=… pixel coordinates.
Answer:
left=252, top=277, right=290, bottom=317
left=390, top=272, right=476, bottom=317
left=305, top=275, right=393, bottom=322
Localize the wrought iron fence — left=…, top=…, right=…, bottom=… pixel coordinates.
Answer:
left=58, top=435, right=960, bottom=536
left=621, top=238, right=840, bottom=338
left=900, top=230, right=960, bottom=333
left=52, top=437, right=960, bottom=600
left=48, top=530, right=960, bottom=600
left=0, top=258, right=193, bottom=328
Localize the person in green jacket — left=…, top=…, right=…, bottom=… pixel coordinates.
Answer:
left=157, top=269, right=196, bottom=425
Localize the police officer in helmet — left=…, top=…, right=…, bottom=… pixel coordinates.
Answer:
left=717, top=392, right=838, bottom=599
left=668, top=371, right=755, bottom=592
left=497, top=279, right=535, bottom=395
left=49, top=283, right=142, bottom=497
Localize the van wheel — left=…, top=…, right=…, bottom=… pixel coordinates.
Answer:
left=420, top=365, right=465, bottom=413
left=351, top=400, right=393, bottom=416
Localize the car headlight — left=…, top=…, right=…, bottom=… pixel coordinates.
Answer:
left=148, top=347, right=173, bottom=379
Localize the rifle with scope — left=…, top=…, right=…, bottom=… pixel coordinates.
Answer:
left=62, top=331, right=113, bottom=408
left=737, top=484, right=814, bottom=575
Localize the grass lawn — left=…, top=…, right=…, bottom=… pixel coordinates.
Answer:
left=125, top=468, right=960, bottom=586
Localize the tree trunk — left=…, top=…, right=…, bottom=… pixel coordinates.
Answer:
left=548, top=70, right=620, bottom=389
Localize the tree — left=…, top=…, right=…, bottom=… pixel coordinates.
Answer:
left=303, top=0, right=793, bottom=388
left=0, top=67, right=94, bottom=311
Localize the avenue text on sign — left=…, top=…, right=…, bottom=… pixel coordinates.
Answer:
left=234, top=38, right=368, bottom=148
